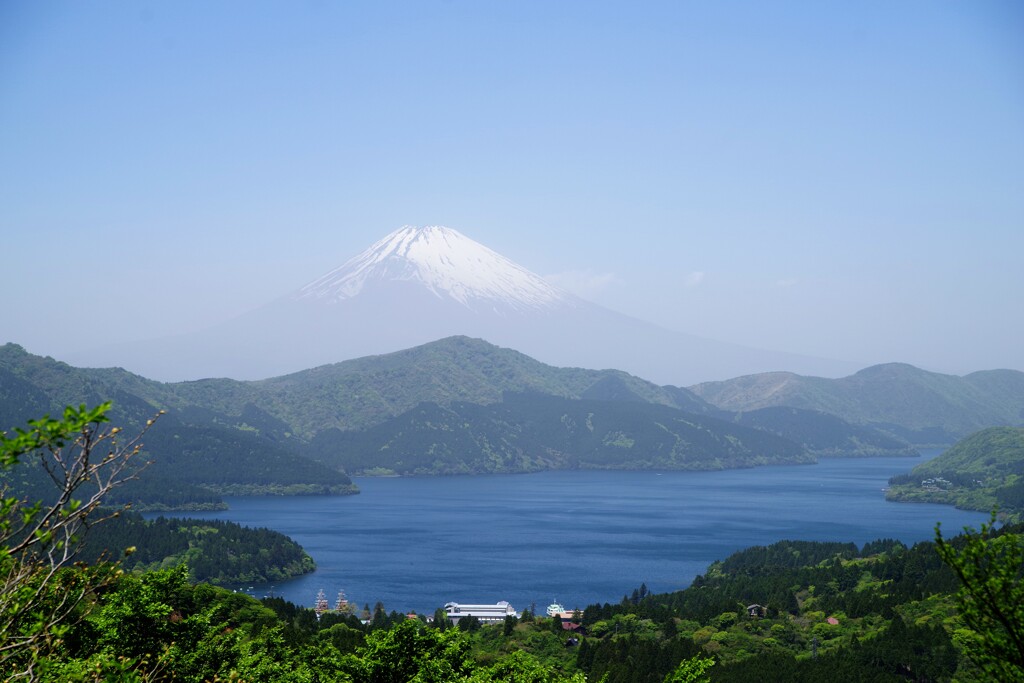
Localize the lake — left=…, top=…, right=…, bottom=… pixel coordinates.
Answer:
left=154, top=451, right=989, bottom=615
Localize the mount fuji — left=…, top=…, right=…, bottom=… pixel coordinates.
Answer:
left=298, top=225, right=576, bottom=315
left=69, top=226, right=854, bottom=383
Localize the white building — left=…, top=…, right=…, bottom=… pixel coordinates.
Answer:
left=443, top=601, right=519, bottom=624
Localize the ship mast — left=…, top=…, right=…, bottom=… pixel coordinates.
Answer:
left=314, top=589, right=329, bottom=620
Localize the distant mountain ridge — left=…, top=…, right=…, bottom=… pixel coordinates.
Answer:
left=3, top=337, right=720, bottom=438
left=132, top=336, right=715, bottom=438
left=0, top=338, right=920, bottom=507
left=16, top=334, right=1003, bottom=458
left=63, top=225, right=856, bottom=384
left=690, top=363, right=1024, bottom=444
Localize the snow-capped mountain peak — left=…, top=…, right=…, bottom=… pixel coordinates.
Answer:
left=298, top=225, right=574, bottom=313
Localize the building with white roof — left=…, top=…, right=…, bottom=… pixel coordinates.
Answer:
left=443, top=601, right=519, bottom=624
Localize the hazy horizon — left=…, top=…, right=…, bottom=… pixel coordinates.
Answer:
left=2, top=2, right=1021, bottom=377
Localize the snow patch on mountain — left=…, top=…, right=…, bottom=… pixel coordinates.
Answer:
left=298, top=226, right=575, bottom=313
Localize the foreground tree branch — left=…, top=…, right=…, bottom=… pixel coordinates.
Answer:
left=935, top=514, right=1024, bottom=681
left=0, top=402, right=162, bottom=680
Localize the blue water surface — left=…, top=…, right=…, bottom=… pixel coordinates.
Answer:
left=152, top=451, right=988, bottom=615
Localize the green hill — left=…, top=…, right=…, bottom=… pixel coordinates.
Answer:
left=157, top=336, right=718, bottom=437
left=77, top=512, right=316, bottom=585
left=2, top=337, right=717, bottom=435
left=0, top=345, right=356, bottom=510
left=886, top=427, right=1024, bottom=519
left=308, top=392, right=813, bottom=475
left=691, top=363, right=1024, bottom=445
left=2, top=339, right=929, bottom=493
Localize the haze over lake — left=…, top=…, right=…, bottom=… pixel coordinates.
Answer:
left=155, top=452, right=988, bottom=615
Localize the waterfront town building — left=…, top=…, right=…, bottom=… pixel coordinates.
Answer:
left=443, top=601, right=519, bottom=624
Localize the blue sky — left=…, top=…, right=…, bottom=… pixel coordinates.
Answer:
left=1, top=1, right=1022, bottom=376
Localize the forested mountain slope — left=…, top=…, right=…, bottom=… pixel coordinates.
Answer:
left=163, top=335, right=719, bottom=436
left=887, top=426, right=1024, bottom=520
left=731, top=406, right=917, bottom=457
left=691, top=363, right=1024, bottom=444
left=308, top=393, right=814, bottom=475
left=0, top=344, right=355, bottom=509
left=2, top=340, right=920, bottom=497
